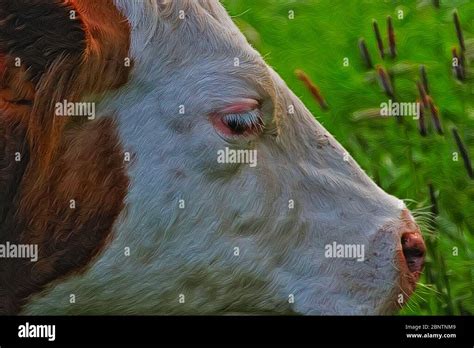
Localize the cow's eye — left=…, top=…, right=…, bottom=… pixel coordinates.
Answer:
left=221, top=109, right=263, bottom=135
left=210, top=99, right=263, bottom=138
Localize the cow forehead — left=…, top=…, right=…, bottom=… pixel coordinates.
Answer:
left=114, top=0, right=232, bottom=26
left=114, top=0, right=257, bottom=57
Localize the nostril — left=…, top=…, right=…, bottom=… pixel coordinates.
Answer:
left=401, top=232, right=426, bottom=274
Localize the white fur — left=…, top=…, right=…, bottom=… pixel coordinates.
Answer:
left=24, top=0, right=407, bottom=315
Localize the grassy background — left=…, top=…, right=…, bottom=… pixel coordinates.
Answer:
left=221, top=0, right=474, bottom=315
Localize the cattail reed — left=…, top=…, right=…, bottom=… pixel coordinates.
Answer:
left=419, top=65, right=429, bottom=95
left=416, top=81, right=429, bottom=109
left=417, top=99, right=427, bottom=136
left=376, top=65, right=394, bottom=98
left=372, top=20, right=384, bottom=59
left=295, top=69, right=329, bottom=111
left=427, top=96, right=443, bottom=135
left=453, top=10, right=465, bottom=52
left=451, top=47, right=464, bottom=80
left=358, top=38, right=373, bottom=69
left=452, top=127, right=473, bottom=179
left=387, top=16, right=396, bottom=58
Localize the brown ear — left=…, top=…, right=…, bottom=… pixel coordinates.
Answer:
left=0, top=0, right=131, bottom=314
left=0, top=0, right=131, bottom=170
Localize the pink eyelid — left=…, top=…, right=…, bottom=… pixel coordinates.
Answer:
left=216, top=98, right=259, bottom=114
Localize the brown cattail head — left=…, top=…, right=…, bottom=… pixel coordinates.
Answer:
left=432, top=0, right=440, bottom=8
left=295, top=69, right=329, bottom=111
left=427, top=96, right=443, bottom=135
left=376, top=65, right=394, bottom=99
left=452, top=127, right=473, bottom=179
left=451, top=47, right=465, bottom=80
left=417, top=98, right=427, bottom=136
left=372, top=19, right=385, bottom=59
left=453, top=10, right=465, bottom=52
left=358, top=38, right=373, bottom=69
left=419, top=65, right=429, bottom=95
left=387, top=16, right=396, bottom=58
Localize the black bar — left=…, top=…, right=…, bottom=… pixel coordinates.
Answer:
left=0, top=316, right=472, bottom=346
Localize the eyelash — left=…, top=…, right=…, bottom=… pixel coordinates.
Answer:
left=221, top=109, right=263, bottom=135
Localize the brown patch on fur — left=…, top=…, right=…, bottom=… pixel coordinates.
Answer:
left=0, top=118, right=29, bottom=226
left=0, top=1, right=132, bottom=313
left=0, top=117, right=129, bottom=314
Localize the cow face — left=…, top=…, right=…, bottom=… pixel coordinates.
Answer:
left=18, top=0, right=425, bottom=315
left=92, top=0, right=424, bottom=314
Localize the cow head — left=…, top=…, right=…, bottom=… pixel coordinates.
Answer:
left=99, top=0, right=426, bottom=314
left=1, top=0, right=425, bottom=315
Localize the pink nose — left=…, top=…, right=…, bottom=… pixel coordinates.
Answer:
left=400, top=210, right=426, bottom=277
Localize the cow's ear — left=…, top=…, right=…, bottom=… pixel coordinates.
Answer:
left=0, top=0, right=86, bottom=86
left=0, top=0, right=130, bottom=93
left=0, top=0, right=131, bottom=168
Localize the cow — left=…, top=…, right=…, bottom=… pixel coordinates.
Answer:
left=0, top=0, right=425, bottom=315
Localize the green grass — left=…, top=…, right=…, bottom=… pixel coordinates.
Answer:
left=221, top=0, right=474, bottom=315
